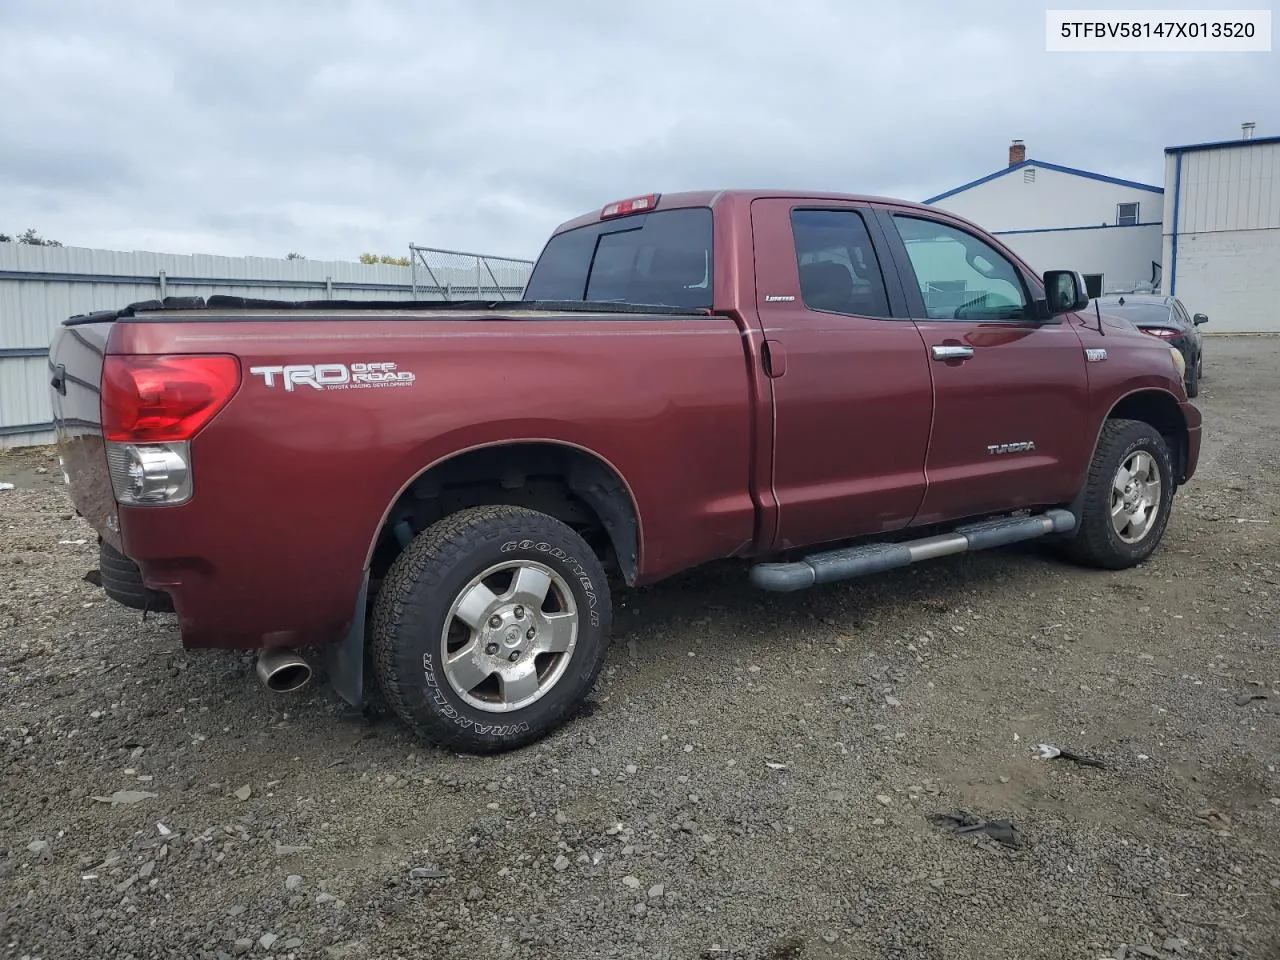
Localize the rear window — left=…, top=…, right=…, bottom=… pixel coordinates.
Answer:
left=523, top=207, right=713, bottom=309
left=1099, top=302, right=1175, bottom=325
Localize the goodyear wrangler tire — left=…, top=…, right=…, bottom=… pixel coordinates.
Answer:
left=369, top=505, right=612, bottom=753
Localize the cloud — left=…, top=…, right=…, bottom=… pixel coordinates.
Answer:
left=0, top=0, right=1275, bottom=261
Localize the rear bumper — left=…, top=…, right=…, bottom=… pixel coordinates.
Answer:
left=1180, top=400, right=1202, bottom=483
left=116, top=504, right=364, bottom=652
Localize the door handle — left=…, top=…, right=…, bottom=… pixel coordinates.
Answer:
left=931, top=345, right=974, bottom=361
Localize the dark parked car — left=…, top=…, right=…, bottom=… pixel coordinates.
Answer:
left=1097, top=293, right=1208, bottom=397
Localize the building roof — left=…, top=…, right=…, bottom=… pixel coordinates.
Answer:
left=923, top=159, right=1164, bottom=205
left=1165, top=134, right=1280, bottom=155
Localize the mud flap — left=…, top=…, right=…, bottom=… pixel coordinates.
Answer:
left=326, top=569, right=369, bottom=708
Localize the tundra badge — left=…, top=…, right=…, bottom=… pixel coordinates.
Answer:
left=987, top=441, right=1036, bottom=455
left=1085, top=348, right=1108, bottom=362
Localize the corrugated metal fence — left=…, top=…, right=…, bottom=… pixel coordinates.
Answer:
left=0, top=243, right=533, bottom=448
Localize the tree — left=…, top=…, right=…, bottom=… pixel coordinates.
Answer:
left=0, top=233, right=10, bottom=242
left=285, top=252, right=305, bottom=260
left=9, top=229, right=62, bottom=248
left=359, top=252, right=411, bottom=266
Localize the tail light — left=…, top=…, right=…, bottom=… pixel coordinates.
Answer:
left=1140, top=327, right=1179, bottom=340
left=101, top=354, right=240, bottom=506
left=103, top=355, right=240, bottom=442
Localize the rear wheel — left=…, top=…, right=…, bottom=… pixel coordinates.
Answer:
left=98, top=540, right=174, bottom=612
left=1065, top=418, right=1175, bottom=570
left=369, top=505, right=612, bottom=753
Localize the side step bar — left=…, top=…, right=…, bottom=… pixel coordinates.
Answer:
left=749, top=509, right=1077, bottom=593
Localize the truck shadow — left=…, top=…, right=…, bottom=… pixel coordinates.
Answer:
left=169, top=539, right=1105, bottom=749
left=605, top=539, right=1074, bottom=652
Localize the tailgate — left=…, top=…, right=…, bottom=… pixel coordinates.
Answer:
left=48, top=320, right=121, bottom=549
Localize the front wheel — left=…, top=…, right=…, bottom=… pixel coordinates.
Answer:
left=1065, top=418, right=1175, bottom=570
left=369, top=505, right=612, bottom=753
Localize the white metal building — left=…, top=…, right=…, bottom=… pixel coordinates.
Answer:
left=924, top=141, right=1165, bottom=298
left=1162, top=131, right=1280, bottom=334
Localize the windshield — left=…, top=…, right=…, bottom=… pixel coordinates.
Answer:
left=1098, top=301, right=1175, bottom=325
left=523, top=207, right=713, bottom=309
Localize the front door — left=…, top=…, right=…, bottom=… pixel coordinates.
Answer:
left=749, top=198, right=934, bottom=551
left=874, top=207, right=1091, bottom=525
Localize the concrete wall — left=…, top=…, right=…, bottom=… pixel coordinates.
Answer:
left=1161, top=228, right=1280, bottom=334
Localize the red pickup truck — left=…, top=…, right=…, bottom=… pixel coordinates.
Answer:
left=48, top=189, right=1201, bottom=753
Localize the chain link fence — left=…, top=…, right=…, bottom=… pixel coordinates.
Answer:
left=409, top=245, right=534, bottom=301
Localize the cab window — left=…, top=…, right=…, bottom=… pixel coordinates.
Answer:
left=891, top=215, right=1030, bottom=321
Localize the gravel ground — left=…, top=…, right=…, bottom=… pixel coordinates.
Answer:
left=2, top=336, right=1278, bottom=960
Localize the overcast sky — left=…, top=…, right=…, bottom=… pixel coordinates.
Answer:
left=1, top=0, right=1275, bottom=263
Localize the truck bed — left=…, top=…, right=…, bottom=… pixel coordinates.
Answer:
left=50, top=295, right=763, bottom=650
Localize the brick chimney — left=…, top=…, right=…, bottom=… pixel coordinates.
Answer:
left=1008, top=139, right=1026, bottom=166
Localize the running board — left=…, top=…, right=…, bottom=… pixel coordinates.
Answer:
left=749, top=509, right=1077, bottom=593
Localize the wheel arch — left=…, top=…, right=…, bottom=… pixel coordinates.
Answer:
left=363, top=439, right=644, bottom=587
left=1102, top=389, right=1190, bottom=483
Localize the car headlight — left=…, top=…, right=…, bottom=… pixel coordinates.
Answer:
left=1169, top=346, right=1185, bottom=378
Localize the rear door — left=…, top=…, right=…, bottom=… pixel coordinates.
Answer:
left=874, top=206, right=1090, bottom=525
left=749, top=198, right=934, bottom=551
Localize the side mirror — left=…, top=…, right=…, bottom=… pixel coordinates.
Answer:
left=1193, top=313, right=1208, bottom=325
left=1042, top=270, right=1090, bottom=315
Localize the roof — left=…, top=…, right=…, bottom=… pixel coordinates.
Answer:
left=923, top=159, right=1164, bottom=205
left=1165, top=134, right=1280, bottom=155
left=549, top=189, right=943, bottom=234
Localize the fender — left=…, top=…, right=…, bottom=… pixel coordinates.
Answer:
left=360, top=434, right=645, bottom=578
left=1061, top=385, right=1195, bottom=535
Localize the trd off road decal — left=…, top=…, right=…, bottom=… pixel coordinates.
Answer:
left=248, top=361, right=415, bottom=392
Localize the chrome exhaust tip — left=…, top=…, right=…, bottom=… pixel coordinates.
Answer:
left=256, top=649, right=313, bottom=694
